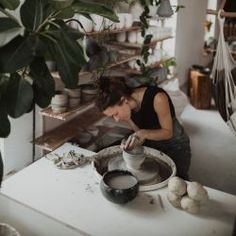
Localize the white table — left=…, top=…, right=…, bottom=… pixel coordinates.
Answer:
left=1, top=143, right=236, bottom=236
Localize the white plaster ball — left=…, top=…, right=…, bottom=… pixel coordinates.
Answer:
left=167, top=191, right=182, bottom=208
left=168, top=176, right=187, bottom=196
left=187, top=182, right=209, bottom=203
left=180, top=196, right=200, bottom=214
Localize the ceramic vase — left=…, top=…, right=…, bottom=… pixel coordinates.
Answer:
left=157, top=0, right=173, bottom=17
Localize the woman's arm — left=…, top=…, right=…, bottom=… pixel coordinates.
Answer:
left=123, top=92, right=173, bottom=149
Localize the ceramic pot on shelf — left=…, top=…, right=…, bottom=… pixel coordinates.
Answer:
left=157, top=0, right=173, bottom=17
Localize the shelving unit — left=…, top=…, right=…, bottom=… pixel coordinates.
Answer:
left=36, top=21, right=175, bottom=151
left=85, top=26, right=141, bottom=36
left=40, top=101, right=95, bottom=121
left=109, top=36, right=173, bottom=49
left=35, top=106, right=104, bottom=151
left=122, top=57, right=175, bottom=75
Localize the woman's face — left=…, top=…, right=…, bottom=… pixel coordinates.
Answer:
left=103, top=98, right=131, bottom=122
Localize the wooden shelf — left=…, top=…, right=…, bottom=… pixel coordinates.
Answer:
left=85, top=26, right=141, bottom=36
left=123, top=57, right=175, bottom=75
left=35, top=106, right=104, bottom=151
left=50, top=71, right=91, bottom=80
left=204, top=48, right=236, bottom=55
left=40, top=101, right=95, bottom=121
left=110, top=36, right=173, bottom=49
left=107, top=55, right=141, bottom=69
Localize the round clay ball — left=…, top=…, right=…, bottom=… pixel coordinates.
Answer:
left=168, top=176, right=187, bottom=196
left=187, top=182, right=208, bottom=203
left=167, top=191, right=182, bottom=208
left=180, top=196, right=200, bottom=214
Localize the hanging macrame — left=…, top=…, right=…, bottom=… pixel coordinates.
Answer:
left=211, top=10, right=236, bottom=135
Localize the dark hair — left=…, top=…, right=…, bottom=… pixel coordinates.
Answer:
left=95, top=77, right=133, bottom=111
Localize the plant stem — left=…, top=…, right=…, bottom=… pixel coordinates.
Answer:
left=36, top=12, right=55, bottom=33
left=0, top=7, right=20, bottom=25
left=39, top=33, right=57, bottom=44
left=48, top=21, right=61, bottom=29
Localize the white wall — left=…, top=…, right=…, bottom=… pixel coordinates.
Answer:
left=175, top=0, right=212, bottom=86
left=2, top=108, right=43, bottom=175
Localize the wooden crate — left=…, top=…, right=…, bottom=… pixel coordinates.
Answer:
left=189, top=70, right=211, bottom=109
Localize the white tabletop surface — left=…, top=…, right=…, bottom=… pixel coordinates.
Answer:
left=1, top=143, right=236, bottom=236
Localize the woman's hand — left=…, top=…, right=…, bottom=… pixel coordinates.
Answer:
left=121, top=130, right=145, bottom=150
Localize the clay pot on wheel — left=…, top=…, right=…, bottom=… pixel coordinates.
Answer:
left=122, top=146, right=145, bottom=170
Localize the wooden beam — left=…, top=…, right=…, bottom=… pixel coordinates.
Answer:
left=206, top=9, right=236, bottom=18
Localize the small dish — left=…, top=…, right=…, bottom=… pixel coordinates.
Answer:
left=100, top=170, right=139, bottom=204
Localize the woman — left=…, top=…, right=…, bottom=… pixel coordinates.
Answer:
left=95, top=77, right=191, bottom=180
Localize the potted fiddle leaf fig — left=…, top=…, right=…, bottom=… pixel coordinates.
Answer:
left=0, top=0, right=121, bottom=179
left=0, top=0, right=119, bottom=139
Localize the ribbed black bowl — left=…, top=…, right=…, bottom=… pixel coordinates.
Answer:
left=100, top=170, right=139, bottom=204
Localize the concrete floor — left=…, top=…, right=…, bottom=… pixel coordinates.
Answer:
left=180, top=105, right=236, bottom=195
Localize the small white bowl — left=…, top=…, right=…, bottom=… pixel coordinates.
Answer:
left=116, top=32, right=126, bottom=42
left=51, top=92, right=68, bottom=106
left=64, top=87, right=81, bottom=98
left=123, top=146, right=145, bottom=170
left=51, top=106, right=67, bottom=113
left=69, top=97, right=81, bottom=108
left=127, top=31, right=137, bottom=43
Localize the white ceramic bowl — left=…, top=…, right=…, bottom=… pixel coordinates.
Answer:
left=51, top=92, right=68, bottom=106
left=122, top=146, right=145, bottom=170
left=69, top=97, right=80, bottom=108
left=116, top=32, right=126, bottom=42
left=127, top=31, right=137, bottom=43
left=64, top=87, right=81, bottom=98
left=51, top=106, right=67, bottom=113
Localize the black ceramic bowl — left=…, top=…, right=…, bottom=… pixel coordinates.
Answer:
left=100, top=170, right=139, bottom=204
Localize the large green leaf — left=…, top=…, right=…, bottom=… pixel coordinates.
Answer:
left=55, top=6, right=74, bottom=19
left=0, top=102, right=10, bottom=137
left=30, top=57, right=55, bottom=108
left=51, top=0, right=73, bottom=9
left=0, top=0, right=20, bottom=10
left=20, top=0, right=52, bottom=31
left=72, top=1, right=118, bottom=22
left=0, top=35, right=38, bottom=73
left=0, top=150, right=3, bottom=186
left=0, top=74, right=10, bottom=100
left=0, top=17, right=20, bottom=32
left=6, top=73, right=33, bottom=118
left=44, top=21, right=86, bottom=88
left=45, top=24, right=83, bottom=41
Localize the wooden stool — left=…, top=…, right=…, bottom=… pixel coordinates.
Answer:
left=189, top=70, right=211, bottom=109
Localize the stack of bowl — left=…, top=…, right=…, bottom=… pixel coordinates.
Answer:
left=51, top=91, right=68, bottom=113
left=64, top=86, right=81, bottom=108
left=80, top=84, right=98, bottom=103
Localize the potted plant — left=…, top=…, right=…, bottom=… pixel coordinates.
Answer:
left=0, top=0, right=122, bottom=179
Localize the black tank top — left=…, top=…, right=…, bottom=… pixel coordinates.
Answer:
left=131, top=86, right=176, bottom=129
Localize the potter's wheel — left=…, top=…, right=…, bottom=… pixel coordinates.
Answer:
left=92, top=145, right=177, bottom=191
left=108, top=156, right=160, bottom=184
